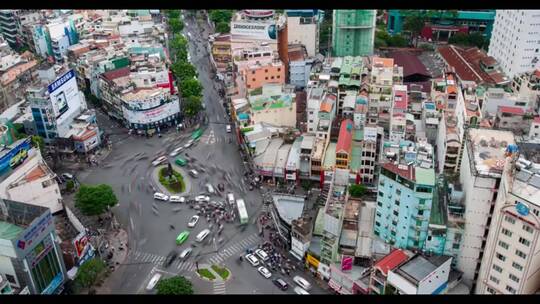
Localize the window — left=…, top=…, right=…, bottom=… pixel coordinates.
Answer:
left=277, top=68, right=281, bottom=72
left=519, top=237, right=531, bottom=247
left=375, top=221, right=381, bottom=227
left=493, top=264, right=503, bottom=273
left=496, top=252, right=506, bottom=262
left=512, top=262, right=523, bottom=271
left=509, top=273, right=520, bottom=283
left=277, top=75, right=280, bottom=79
left=505, top=285, right=516, bottom=294
left=265, top=77, right=268, bottom=80
left=515, top=249, right=527, bottom=259
left=486, top=287, right=496, bottom=294
left=252, top=71, right=255, bottom=75
left=5, top=274, right=15, bottom=284
left=393, top=210, right=399, bottom=216
left=502, top=228, right=513, bottom=237
left=498, top=240, right=509, bottom=250
left=265, top=69, right=268, bottom=73
left=378, top=191, right=384, bottom=197
left=505, top=216, right=516, bottom=224
left=489, top=275, right=500, bottom=284
left=523, top=224, right=534, bottom=234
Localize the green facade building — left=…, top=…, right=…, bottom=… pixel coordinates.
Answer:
left=331, top=10, right=376, bottom=57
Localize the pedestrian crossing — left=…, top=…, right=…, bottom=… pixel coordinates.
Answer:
left=201, top=129, right=217, bottom=145
left=130, top=250, right=166, bottom=265
left=206, top=233, right=260, bottom=265
left=129, top=250, right=198, bottom=272
left=213, top=281, right=226, bottom=294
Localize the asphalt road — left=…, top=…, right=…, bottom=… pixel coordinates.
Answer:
left=75, top=12, right=327, bottom=295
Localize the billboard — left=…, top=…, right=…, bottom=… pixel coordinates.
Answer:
left=73, top=232, right=89, bottom=258
left=47, top=69, right=79, bottom=119
left=231, top=21, right=277, bottom=40
left=341, top=255, right=353, bottom=271
left=0, top=138, right=31, bottom=175
left=123, top=100, right=180, bottom=125
left=364, top=127, right=378, bottom=142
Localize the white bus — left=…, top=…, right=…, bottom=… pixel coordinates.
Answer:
left=236, top=199, right=248, bottom=225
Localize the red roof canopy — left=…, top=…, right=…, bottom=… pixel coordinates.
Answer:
left=498, top=106, right=525, bottom=115
left=374, top=249, right=409, bottom=275
left=336, top=119, right=353, bottom=154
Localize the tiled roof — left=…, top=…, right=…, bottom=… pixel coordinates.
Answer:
left=25, top=165, right=46, bottom=182
left=320, top=101, right=332, bottom=113
left=101, top=66, right=130, bottom=81
left=336, top=119, right=353, bottom=154
left=387, top=51, right=430, bottom=78
left=393, top=89, right=408, bottom=110
left=375, top=249, right=410, bottom=275
left=438, top=45, right=508, bottom=85
left=382, top=162, right=415, bottom=182
left=372, top=56, right=394, bottom=68
left=498, top=106, right=525, bottom=115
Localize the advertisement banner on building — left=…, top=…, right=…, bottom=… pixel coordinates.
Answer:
left=122, top=100, right=180, bottom=125
left=231, top=21, right=277, bottom=40
left=15, top=211, right=53, bottom=252
left=73, top=232, right=89, bottom=258
left=341, top=255, right=353, bottom=271
left=48, top=69, right=78, bottom=119
left=0, top=138, right=31, bottom=175
left=41, top=272, right=63, bottom=295
left=306, top=254, right=319, bottom=269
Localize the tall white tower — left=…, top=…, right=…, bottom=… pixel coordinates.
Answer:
left=488, top=10, right=540, bottom=79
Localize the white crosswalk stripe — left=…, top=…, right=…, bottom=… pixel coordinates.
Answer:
left=206, top=232, right=261, bottom=264
left=213, top=281, right=226, bottom=294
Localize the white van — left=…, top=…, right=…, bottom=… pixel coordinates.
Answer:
left=205, top=183, right=215, bottom=194
left=226, top=125, right=232, bottom=133
left=227, top=193, right=235, bottom=206
left=195, top=229, right=211, bottom=242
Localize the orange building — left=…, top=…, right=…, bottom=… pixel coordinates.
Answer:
left=242, top=60, right=286, bottom=91
left=335, top=119, right=354, bottom=170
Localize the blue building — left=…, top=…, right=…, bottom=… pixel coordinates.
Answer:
left=386, top=10, right=496, bottom=41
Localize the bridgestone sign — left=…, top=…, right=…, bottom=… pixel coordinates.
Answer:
left=231, top=21, right=277, bottom=40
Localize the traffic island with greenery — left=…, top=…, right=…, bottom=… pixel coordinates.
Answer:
left=75, top=184, right=118, bottom=216
left=211, top=264, right=230, bottom=280
left=73, top=258, right=108, bottom=294
left=158, top=166, right=185, bottom=193
left=196, top=268, right=216, bottom=281
left=156, top=275, right=194, bottom=295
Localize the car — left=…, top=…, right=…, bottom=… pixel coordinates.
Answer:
left=146, top=273, right=162, bottom=291
left=272, top=278, right=289, bottom=291
left=176, top=231, right=190, bottom=245
left=189, top=170, right=199, bottom=178
left=257, top=266, right=272, bottom=279
left=175, top=157, right=187, bottom=166
left=195, top=195, right=210, bottom=202
left=255, top=249, right=269, bottom=261
left=187, top=215, right=200, bottom=228
left=205, top=183, right=215, bottom=194
left=245, top=254, right=259, bottom=267
left=154, top=192, right=169, bottom=201
left=61, top=173, right=74, bottom=180
left=294, top=286, right=309, bottom=295
left=195, top=229, right=211, bottom=242
left=164, top=251, right=178, bottom=267
left=179, top=247, right=193, bottom=260
left=169, top=147, right=183, bottom=157
left=152, top=156, right=167, bottom=166
left=169, top=196, right=185, bottom=203
left=227, top=193, right=235, bottom=206
left=293, top=276, right=312, bottom=291
left=183, top=142, right=192, bottom=149
left=226, top=125, right=232, bottom=133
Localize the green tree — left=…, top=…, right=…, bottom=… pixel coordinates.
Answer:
left=402, top=14, right=426, bottom=47
left=388, top=34, right=409, bottom=47
left=209, top=10, right=233, bottom=24
left=74, top=258, right=107, bottom=289
left=215, top=21, right=230, bottom=34
left=31, top=135, right=45, bottom=155
left=166, top=10, right=181, bottom=19
left=349, top=184, right=367, bottom=198
left=183, top=95, right=203, bottom=118
left=156, top=276, right=194, bottom=295
left=75, top=184, right=118, bottom=215
left=180, top=78, right=203, bottom=98
left=169, top=18, right=184, bottom=33
left=466, top=32, right=486, bottom=49
left=301, top=180, right=312, bottom=191
left=171, top=61, right=197, bottom=83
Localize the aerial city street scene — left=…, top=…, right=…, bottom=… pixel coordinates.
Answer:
left=0, top=8, right=539, bottom=295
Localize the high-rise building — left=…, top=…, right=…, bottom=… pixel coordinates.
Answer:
left=0, top=10, right=19, bottom=48
left=286, top=10, right=320, bottom=57
left=457, top=128, right=515, bottom=290
left=476, top=152, right=540, bottom=294
left=374, top=139, right=436, bottom=251
left=331, top=10, right=376, bottom=57
left=488, top=10, right=540, bottom=79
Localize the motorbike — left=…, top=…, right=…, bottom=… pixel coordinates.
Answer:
left=169, top=225, right=175, bottom=230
